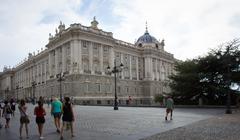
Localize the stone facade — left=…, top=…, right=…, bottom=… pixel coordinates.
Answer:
left=0, top=18, right=176, bottom=106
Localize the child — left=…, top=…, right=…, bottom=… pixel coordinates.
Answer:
left=60, top=97, right=75, bottom=140
left=34, top=101, right=46, bottom=139
left=2, top=100, right=12, bottom=128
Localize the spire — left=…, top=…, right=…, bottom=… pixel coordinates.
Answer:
left=145, top=21, right=148, bottom=34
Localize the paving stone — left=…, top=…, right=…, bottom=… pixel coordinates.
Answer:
left=0, top=104, right=224, bottom=140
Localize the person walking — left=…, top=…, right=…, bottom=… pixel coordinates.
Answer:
left=2, top=100, right=12, bottom=128
left=60, top=97, right=75, bottom=139
left=10, top=98, right=16, bottom=117
left=18, top=99, right=29, bottom=139
left=34, top=101, right=46, bottom=139
left=165, top=96, right=174, bottom=121
left=51, top=97, right=62, bottom=133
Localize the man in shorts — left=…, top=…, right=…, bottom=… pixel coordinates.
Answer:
left=51, top=98, right=62, bottom=133
left=165, top=96, right=174, bottom=121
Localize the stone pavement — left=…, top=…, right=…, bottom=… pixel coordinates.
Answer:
left=141, top=111, right=240, bottom=140
left=0, top=104, right=224, bottom=140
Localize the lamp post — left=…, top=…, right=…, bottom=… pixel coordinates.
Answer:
left=32, top=81, right=37, bottom=104
left=107, top=60, right=124, bottom=110
left=56, top=72, right=65, bottom=101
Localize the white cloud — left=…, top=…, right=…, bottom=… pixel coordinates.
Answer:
left=110, top=0, right=240, bottom=60
left=0, top=0, right=240, bottom=71
left=0, top=0, right=84, bottom=70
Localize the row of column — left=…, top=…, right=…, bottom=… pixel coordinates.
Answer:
left=144, top=57, right=172, bottom=81
left=15, top=59, right=48, bottom=88
left=48, top=39, right=141, bottom=80
left=48, top=40, right=115, bottom=76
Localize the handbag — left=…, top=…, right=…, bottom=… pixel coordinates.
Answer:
left=21, top=116, right=30, bottom=124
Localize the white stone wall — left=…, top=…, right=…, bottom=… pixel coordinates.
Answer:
left=0, top=20, right=175, bottom=105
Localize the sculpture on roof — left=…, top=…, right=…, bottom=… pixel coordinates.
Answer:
left=91, top=16, right=99, bottom=29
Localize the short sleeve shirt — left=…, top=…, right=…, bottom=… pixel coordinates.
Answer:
left=166, top=98, right=174, bottom=109
left=51, top=100, right=62, bottom=113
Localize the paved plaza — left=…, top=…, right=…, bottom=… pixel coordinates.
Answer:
left=0, top=104, right=224, bottom=140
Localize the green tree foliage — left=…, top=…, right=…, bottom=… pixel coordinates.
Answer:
left=169, top=39, right=240, bottom=105
left=169, top=60, right=201, bottom=105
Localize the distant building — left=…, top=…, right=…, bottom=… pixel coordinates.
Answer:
left=0, top=17, right=176, bottom=105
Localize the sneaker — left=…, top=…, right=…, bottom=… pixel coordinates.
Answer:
left=40, top=136, right=44, bottom=139
left=26, top=136, right=29, bottom=139
left=60, top=136, right=63, bottom=140
left=165, top=117, right=167, bottom=121
left=19, top=136, right=23, bottom=139
left=57, top=129, right=60, bottom=133
left=170, top=117, right=173, bottom=120
left=71, top=134, right=75, bottom=137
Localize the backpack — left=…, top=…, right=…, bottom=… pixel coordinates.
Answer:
left=6, top=106, right=12, bottom=114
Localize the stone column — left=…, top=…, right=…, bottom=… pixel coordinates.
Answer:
left=120, top=53, right=124, bottom=79
left=159, top=60, right=163, bottom=81
left=136, top=56, right=139, bottom=80
left=129, top=55, right=132, bottom=80
left=45, top=61, right=47, bottom=82
left=89, top=42, right=93, bottom=74
left=74, top=40, right=79, bottom=73
left=156, top=60, right=159, bottom=81
left=48, top=52, right=52, bottom=77
left=100, top=44, right=104, bottom=75
left=36, top=63, right=39, bottom=83
left=110, top=46, right=114, bottom=69
left=55, top=49, right=59, bottom=75
left=70, top=41, right=74, bottom=74
left=62, top=46, right=66, bottom=73
left=78, top=40, right=83, bottom=74
left=155, top=59, right=158, bottom=80
left=40, top=63, right=43, bottom=84
left=144, top=57, right=152, bottom=80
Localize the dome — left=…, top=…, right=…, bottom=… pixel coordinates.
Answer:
left=135, top=28, right=160, bottom=48
left=136, top=31, right=159, bottom=44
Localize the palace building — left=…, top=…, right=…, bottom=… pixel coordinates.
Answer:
left=0, top=17, right=176, bottom=106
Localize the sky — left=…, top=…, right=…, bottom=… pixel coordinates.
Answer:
left=0, top=0, right=240, bottom=71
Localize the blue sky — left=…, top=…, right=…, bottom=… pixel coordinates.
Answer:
left=0, top=0, right=240, bottom=71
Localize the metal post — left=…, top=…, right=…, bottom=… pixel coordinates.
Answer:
left=114, top=67, right=118, bottom=110
left=107, top=59, right=123, bottom=110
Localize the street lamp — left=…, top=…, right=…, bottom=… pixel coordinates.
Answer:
left=107, top=60, right=124, bottom=110
left=32, top=81, right=37, bottom=104
left=56, top=72, right=65, bottom=101
left=216, top=53, right=239, bottom=114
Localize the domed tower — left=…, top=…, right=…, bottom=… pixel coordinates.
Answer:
left=135, top=23, right=164, bottom=50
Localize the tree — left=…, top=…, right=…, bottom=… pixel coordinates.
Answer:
left=169, top=59, right=201, bottom=105
left=169, top=38, right=240, bottom=105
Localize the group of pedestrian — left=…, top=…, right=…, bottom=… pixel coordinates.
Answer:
left=0, top=96, right=75, bottom=140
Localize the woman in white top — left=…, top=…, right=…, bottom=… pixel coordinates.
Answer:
left=18, top=99, right=29, bottom=139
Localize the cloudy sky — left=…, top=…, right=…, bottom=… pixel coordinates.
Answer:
left=0, top=0, right=240, bottom=71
